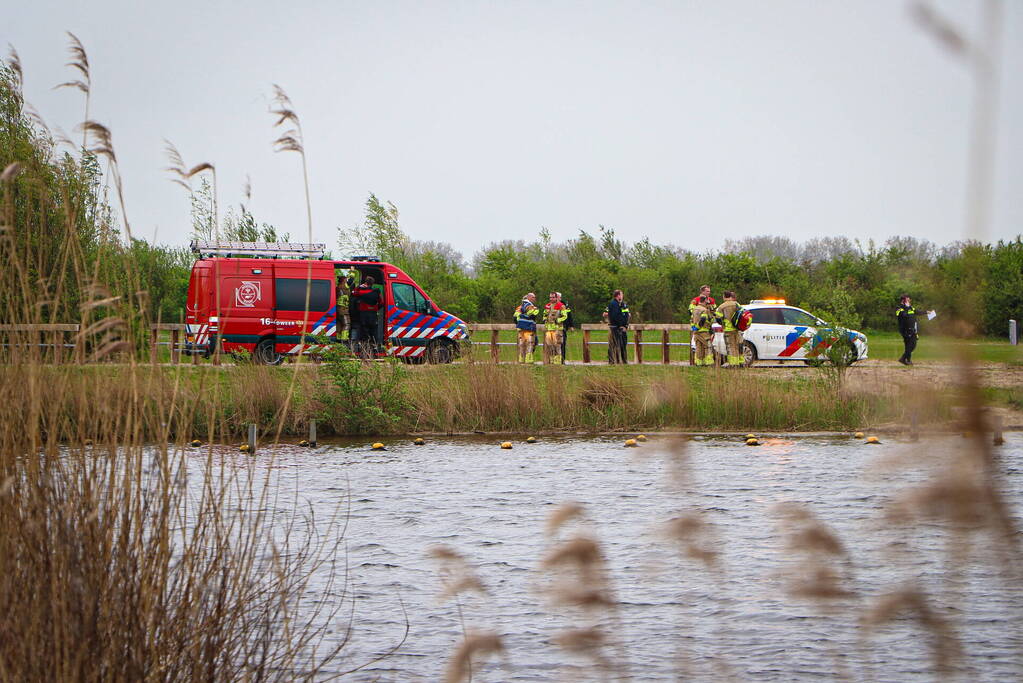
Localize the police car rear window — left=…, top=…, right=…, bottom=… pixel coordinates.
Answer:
left=750, top=308, right=784, bottom=324
left=276, top=278, right=331, bottom=311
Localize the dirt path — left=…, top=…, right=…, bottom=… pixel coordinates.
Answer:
left=750, top=358, right=1023, bottom=390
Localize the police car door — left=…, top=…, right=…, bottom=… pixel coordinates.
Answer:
left=749, top=307, right=787, bottom=359
left=777, top=307, right=820, bottom=359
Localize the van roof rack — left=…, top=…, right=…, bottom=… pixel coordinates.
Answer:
left=190, top=240, right=326, bottom=259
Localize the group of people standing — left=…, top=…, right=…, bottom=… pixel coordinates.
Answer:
left=514, top=291, right=573, bottom=364
left=688, top=285, right=744, bottom=367
left=513, top=284, right=745, bottom=367
left=336, top=273, right=383, bottom=352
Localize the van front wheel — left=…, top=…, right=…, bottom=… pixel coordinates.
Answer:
left=427, top=340, right=454, bottom=364
left=254, top=338, right=284, bottom=366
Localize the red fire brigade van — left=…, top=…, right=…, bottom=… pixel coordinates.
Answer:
left=185, top=241, right=470, bottom=364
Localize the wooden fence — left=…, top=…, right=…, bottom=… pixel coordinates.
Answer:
left=2, top=322, right=693, bottom=365
left=467, top=323, right=690, bottom=364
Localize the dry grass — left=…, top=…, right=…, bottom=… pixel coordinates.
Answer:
left=0, top=40, right=356, bottom=680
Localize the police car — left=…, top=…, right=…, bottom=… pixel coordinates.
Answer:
left=740, top=300, right=868, bottom=366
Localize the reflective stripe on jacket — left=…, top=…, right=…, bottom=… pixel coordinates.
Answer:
left=515, top=299, right=539, bottom=330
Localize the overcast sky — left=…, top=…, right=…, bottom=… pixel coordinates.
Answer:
left=5, top=0, right=1021, bottom=258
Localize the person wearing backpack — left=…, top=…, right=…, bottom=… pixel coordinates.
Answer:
left=513, top=292, right=540, bottom=363
left=715, top=291, right=743, bottom=367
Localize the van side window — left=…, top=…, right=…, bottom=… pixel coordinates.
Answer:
left=392, top=283, right=416, bottom=311
left=393, top=282, right=432, bottom=315
left=276, top=278, right=331, bottom=311
left=751, top=308, right=784, bottom=324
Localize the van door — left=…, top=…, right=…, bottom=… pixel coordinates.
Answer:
left=272, top=265, right=335, bottom=354
left=388, top=281, right=440, bottom=355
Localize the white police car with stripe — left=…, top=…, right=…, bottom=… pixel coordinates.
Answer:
left=740, top=300, right=868, bottom=366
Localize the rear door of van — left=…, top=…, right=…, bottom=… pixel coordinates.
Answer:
left=218, top=259, right=274, bottom=351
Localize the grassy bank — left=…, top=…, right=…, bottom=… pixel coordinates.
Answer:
left=6, top=361, right=957, bottom=442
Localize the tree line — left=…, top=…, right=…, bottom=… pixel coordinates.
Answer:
left=4, top=64, right=1020, bottom=337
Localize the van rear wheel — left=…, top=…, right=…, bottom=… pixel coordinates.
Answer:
left=254, top=338, right=283, bottom=366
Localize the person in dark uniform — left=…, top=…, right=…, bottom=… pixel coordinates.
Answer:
left=558, top=292, right=574, bottom=363
left=352, top=276, right=382, bottom=354
left=603, top=289, right=630, bottom=364
left=896, top=294, right=918, bottom=366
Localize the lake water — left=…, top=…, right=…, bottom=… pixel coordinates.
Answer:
left=194, top=433, right=1023, bottom=681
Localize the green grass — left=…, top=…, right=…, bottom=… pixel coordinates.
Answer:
left=6, top=362, right=955, bottom=439
left=142, top=328, right=1022, bottom=366
left=861, top=330, right=1023, bottom=364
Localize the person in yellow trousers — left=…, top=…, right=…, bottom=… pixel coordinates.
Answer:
left=715, top=290, right=743, bottom=367
left=543, top=291, right=569, bottom=364
left=514, top=292, right=539, bottom=363
left=690, top=295, right=714, bottom=366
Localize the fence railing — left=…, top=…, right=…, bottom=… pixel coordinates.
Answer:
left=468, top=323, right=690, bottom=364
left=2, top=322, right=692, bottom=365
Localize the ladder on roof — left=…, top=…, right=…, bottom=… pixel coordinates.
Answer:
left=190, top=240, right=326, bottom=259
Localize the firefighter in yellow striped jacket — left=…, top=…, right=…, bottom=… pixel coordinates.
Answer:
left=690, top=296, right=714, bottom=366
left=543, top=291, right=570, bottom=364
left=714, top=290, right=743, bottom=367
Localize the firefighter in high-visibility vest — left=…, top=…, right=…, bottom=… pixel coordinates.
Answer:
left=514, top=292, right=539, bottom=363
left=336, top=272, right=353, bottom=339
left=543, top=291, right=569, bottom=365
left=714, top=290, right=743, bottom=367
left=690, top=296, right=714, bottom=366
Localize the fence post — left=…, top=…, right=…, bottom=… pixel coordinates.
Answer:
left=634, top=329, right=643, bottom=364
left=490, top=329, right=499, bottom=362
left=1010, top=319, right=1018, bottom=345
left=171, top=329, right=181, bottom=364
left=309, top=419, right=317, bottom=448
left=76, top=326, right=85, bottom=365
left=54, top=330, right=63, bottom=365
left=150, top=327, right=158, bottom=365
left=662, top=329, right=670, bottom=364
left=248, top=424, right=257, bottom=454
left=582, top=329, right=591, bottom=363
left=993, top=414, right=1004, bottom=445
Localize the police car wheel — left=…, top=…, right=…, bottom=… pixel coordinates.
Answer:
left=742, top=342, right=758, bottom=368
left=254, top=338, right=283, bottom=366
left=427, top=340, right=454, bottom=364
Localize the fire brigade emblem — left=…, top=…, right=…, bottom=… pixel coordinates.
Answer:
left=235, top=281, right=261, bottom=307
